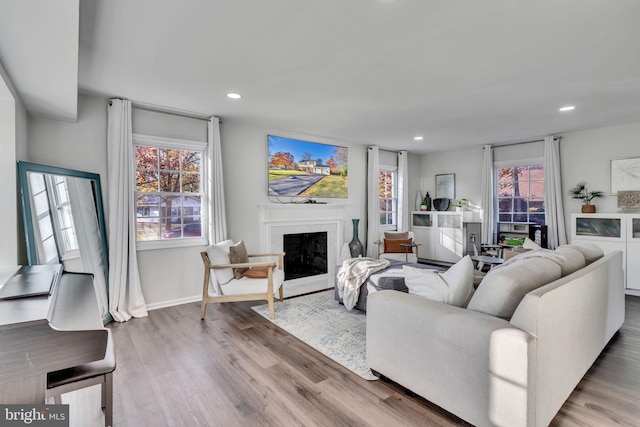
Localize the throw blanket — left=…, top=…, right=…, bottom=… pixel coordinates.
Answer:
left=337, top=257, right=390, bottom=310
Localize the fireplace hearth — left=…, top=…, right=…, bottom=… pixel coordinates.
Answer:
left=283, top=232, right=328, bottom=280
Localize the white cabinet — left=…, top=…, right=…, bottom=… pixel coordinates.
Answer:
left=626, top=216, right=640, bottom=291
left=570, top=213, right=640, bottom=293
left=411, top=211, right=480, bottom=264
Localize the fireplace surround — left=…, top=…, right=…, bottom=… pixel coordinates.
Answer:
left=258, top=204, right=349, bottom=297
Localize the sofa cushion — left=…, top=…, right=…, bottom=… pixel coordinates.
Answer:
left=384, top=238, right=413, bottom=253
left=403, top=255, right=474, bottom=307
left=206, top=240, right=235, bottom=285
left=555, top=246, right=586, bottom=276
left=558, top=244, right=604, bottom=265
left=467, top=253, right=563, bottom=319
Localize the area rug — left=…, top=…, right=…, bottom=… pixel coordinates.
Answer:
left=251, top=289, right=377, bottom=381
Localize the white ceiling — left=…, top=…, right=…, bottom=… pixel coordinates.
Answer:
left=2, top=1, right=640, bottom=153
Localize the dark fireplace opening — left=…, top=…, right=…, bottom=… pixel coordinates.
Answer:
left=283, top=231, right=328, bottom=281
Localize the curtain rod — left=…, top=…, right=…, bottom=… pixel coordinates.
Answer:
left=369, top=146, right=399, bottom=154
left=130, top=101, right=212, bottom=122
left=484, top=137, right=558, bottom=149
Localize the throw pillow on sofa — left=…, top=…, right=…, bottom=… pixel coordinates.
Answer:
left=403, top=255, right=474, bottom=307
left=555, top=246, right=586, bottom=276
left=558, top=244, right=604, bottom=265
left=467, top=252, right=563, bottom=319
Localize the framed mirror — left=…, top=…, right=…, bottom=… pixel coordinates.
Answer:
left=17, top=161, right=110, bottom=323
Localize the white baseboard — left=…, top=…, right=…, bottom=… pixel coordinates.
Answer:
left=146, top=295, right=201, bottom=311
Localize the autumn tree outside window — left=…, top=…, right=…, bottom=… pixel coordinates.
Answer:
left=134, top=135, right=207, bottom=243
left=496, top=162, right=545, bottom=226
left=378, top=166, right=398, bottom=227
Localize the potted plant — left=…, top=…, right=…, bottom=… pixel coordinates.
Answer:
left=452, top=198, right=470, bottom=212
left=568, top=182, right=604, bottom=213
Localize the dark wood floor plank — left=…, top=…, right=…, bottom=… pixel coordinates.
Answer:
left=102, top=295, right=640, bottom=426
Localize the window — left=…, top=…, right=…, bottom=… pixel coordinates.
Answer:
left=497, top=163, right=545, bottom=225
left=48, top=175, right=79, bottom=253
left=378, top=167, right=397, bottom=226
left=134, top=136, right=206, bottom=243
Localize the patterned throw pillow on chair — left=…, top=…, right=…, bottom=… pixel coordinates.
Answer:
left=229, top=240, right=250, bottom=279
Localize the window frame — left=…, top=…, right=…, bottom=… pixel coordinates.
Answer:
left=133, top=133, right=209, bottom=251
left=378, top=165, right=398, bottom=230
left=494, top=158, right=545, bottom=226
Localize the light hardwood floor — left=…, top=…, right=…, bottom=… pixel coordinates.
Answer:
left=67, top=295, right=640, bottom=426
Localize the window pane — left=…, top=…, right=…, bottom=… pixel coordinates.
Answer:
left=137, top=218, right=160, bottom=241
left=159, top=148, right=181, bottom=171
left=516, top=181, right=530, bottom=196
left=136, top=146, right=158, bottom=169
left=513, top=198, right=527, bottom=213
left=159, top=172, right=180, bottom=192
left=498, top=198, right=512, bottom=213
left=182, top=173, right=200, bottom=193
left=136, top=170, right=158, bottom=192
left=530, top=180, right=545, bottom=197
left=182, top=151, right=201, bottom=172
left=530, top=214, right=545, bottom=226
left=498, top=213, right=512, bottom=222
left=529, top=198, right=545, bottom=214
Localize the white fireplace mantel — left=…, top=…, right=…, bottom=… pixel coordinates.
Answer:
left=258, top=203, right=351, bottom=297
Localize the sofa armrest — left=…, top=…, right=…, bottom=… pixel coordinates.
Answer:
left=367, top=290, right=535, bottom=427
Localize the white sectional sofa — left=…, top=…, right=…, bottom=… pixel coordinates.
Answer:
left=366, top=246, right=625, bottom=427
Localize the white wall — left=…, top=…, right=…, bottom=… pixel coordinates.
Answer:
left=419, top=121, right=640, bottom=243
left=25, top=95, right=373, bottom=308
left=0, top=58, right=28, bottom=266
left=220, top=121, right=368, bottom=253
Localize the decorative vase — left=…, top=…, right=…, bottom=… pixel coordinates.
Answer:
left=349, top=218, right=364, bottom=258
left=415, top=191, right=422, bottom=211
left=582, top=204, right=596, bottom=213
left=423, top=192, right=432, bottom=211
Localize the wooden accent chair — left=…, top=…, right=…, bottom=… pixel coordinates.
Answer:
left=374, top=231, right=420, bottom=263
left=201, top=240, right=285, bottom=320
left=46, top=329, right=116, bottom=427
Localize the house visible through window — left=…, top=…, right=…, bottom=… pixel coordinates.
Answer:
left=497, top=163, right=545, bottom=225
left=134, top=138, right=206, bottom=242
left=378, top=167, right=398, bottom=226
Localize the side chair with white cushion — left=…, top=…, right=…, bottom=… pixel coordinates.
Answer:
left=201, top=239, right=285, bottom=319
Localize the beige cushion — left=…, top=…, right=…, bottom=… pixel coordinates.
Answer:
left=555, top=246, right=586, bottom=276
left=559, top=244, right=604, bottom=265
left=467, top=255, right=562, bottom=319
left=403, top=255, right=474, bottom=307
left=229, top=240, right=249, bottom=279
left=206, top=240, right=235, bottom=284
left=384, top=231, right=409, bottom=240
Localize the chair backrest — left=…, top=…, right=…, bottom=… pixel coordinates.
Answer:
left=378, top=230, right=415, bottom=254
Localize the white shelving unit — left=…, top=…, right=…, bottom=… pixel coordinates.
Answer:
left=411, top=210, right=481, bottom=264
left=570, top=212, right=640, bottom=294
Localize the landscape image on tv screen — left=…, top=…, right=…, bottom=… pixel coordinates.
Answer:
left=268, top=135, right=348, bottom=198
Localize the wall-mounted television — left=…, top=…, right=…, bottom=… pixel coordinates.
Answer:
left=268, top=135, right=348, bottom=198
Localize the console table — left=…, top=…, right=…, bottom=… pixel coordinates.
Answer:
left=0, top=271, right=108, bottom=403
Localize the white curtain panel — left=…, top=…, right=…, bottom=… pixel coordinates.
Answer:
left=67, top=177, right=109, bottom=320
left=397, top=151, right=409, bottom=231
left=208, top=117, right=227, bottom=244
left=543, top=135, right=567, bottom=248
left=107, top=99, right=148, bottom=322
left=366, top=146, right=380, bottom=258
left=480, top=145, right=494, bottom=244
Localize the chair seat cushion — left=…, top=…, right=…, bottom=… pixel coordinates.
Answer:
left=47, top=329, right=116, bottom=389
left=221, top=269, right=285, bottom=296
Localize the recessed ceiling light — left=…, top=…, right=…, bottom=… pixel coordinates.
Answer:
left=414, top=136, right=424, bottom=141
left=226, top=93, right=242, bottom=99
left=559, top=105, right=575, bottom=112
